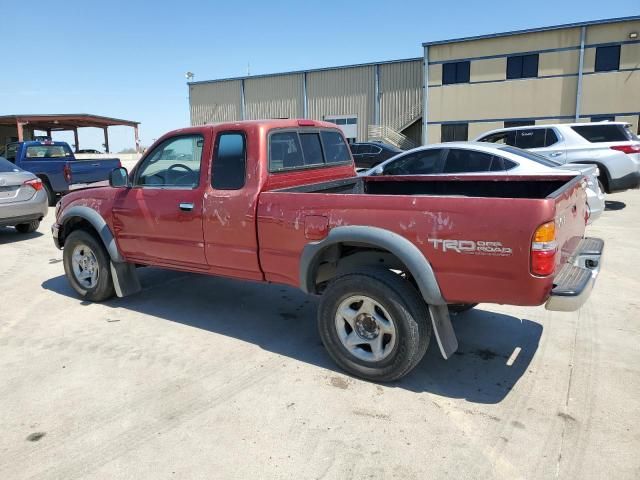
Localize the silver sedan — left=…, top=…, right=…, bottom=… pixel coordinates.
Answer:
left=0, top=157, right=48, bottom=233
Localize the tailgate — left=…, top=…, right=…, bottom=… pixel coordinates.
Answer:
left=70, top=158, right=121, bottom=184
left=552, top=176, right=588, bottom=268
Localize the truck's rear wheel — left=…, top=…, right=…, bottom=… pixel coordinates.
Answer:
left=15, top=220, right=40, bottom=233
left=63, top=230, right=115, bottom=302
left=318, top=267, right=431, bottom=382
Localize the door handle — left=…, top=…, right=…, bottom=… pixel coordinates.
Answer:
left=91, top=163, right=100, bottom=166
left=549, top=152, right=563, bottom=157
left=179, top=202, right=194, bottom=211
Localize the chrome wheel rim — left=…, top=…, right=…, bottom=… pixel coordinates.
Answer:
left=71, top=244, right=99, bottom=289
left=334, top=295, right=397, bottom=362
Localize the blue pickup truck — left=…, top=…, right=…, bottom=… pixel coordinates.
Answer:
left=0, top=140, right=121, bottom=205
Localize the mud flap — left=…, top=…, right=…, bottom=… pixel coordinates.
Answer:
left=428, top=304, right=458, bottom=359
left=110, top=261, right=141, bottom=298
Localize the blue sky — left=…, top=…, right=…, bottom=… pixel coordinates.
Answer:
left=2, top=0, right=638, bottom=151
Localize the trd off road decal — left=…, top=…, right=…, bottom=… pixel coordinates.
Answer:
left=428, top=239, right=513, bottom=256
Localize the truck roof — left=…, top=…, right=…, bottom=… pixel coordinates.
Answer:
left=167, top=119, right=340, bottom=136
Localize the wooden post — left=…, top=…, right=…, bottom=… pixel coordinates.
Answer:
left=134, top=125, right=140, bottom=153
left=73, top=128, right=79, bottom=152
left=103, top=127, right=109, bottom=153
left=17, top=121, right=24, bottom=141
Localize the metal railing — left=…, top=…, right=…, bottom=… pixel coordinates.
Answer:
left=368, top=125, right=420, bottom=150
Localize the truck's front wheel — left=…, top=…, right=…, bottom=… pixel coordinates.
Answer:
left=63, top=230, right=115, bottom=302
left=318, top=267, right=431, bottom=382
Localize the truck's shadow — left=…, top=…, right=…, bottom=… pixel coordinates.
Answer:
left=0, top=227, right=43, bottom=244
left=42, top=268, right=541, bottom=404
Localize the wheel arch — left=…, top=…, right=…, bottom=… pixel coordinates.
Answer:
left=569, top=160, right=611, bottom=193
left=300, top=226, right=446, bottom=306
left=58, top=206, right=124, bottom=263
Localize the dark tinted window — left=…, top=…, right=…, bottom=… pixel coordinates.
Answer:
left=507, top=54, right=539, bottom=79
left=320, top=130, right=351, bottom=163
left=346, top=118, right=357, bottom=125
left=0, top=157, right=22, bottom=172
left=442, top=61, right=470, bottom=84
left=443, top=149, right=494, bottom=173
left=513, top=128, right=558, bottom=148
left=504, top=120, right=535, bottom=128
left=299, top=133, right=324, bottom=165
left=503, top=159, right=518, bottom=170
left=571, top=124, right=631, bottom=142
left=349, top=144, right=361, bottom=155
left=270, top=132, right=304, bottom=170
left=591, top=116, right=615, bottom=122
left=4, top=144, right=17, bottom=162
left=499, top=145, right=563, bottom=167
left=595, top=45, right=620, bottom=72
left=212, top=132, right=246, bottom=190
left=441, top=123, right=468, bottom=142
left=384, top=149, right=442, bottom=175
left=380, top=144, right=402, bottom=153
left=478, top=131, right=516, bottom=146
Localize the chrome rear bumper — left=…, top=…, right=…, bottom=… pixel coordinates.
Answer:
left=545, top=237, right=604, bottom=312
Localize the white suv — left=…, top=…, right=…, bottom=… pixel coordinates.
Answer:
left=475, top=122, right=640, bottom=193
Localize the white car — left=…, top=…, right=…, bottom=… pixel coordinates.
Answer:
left=475, top=122, right=640, bottom=193
left=363, top=142, right=605, bottom=223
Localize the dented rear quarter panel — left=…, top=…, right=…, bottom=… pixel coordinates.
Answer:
left=257, top=175, right=588, bottom=306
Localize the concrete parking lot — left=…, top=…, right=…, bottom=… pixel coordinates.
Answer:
left=1, top=190, right=639, bottom=480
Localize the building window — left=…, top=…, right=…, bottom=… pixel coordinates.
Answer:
left=504, top=120, right=535, bottom=128
left=506, top=54, right=539, bottom=79
left=594, top=45, right=620, bottom=72
left=442, top=61, right=470, bottom=85
left=441, top=123, right=468, bottom=142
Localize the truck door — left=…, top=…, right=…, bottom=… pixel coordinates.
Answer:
left=202, top=130, right=263, bottom=281
left=111, top=134, right=207, bottom=267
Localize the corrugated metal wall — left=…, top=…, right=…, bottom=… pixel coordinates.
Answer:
left=306, top=66, right=376, bottom=141
left=379, top=60, right=423, bottom=131
left=244, top=74, right=304, bottom=120
left=189, top=80, right=242, bottom=125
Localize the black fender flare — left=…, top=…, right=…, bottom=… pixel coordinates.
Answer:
left=59, top=205, right=125, bottom=263
left=299, top=226, right=445, bottom=306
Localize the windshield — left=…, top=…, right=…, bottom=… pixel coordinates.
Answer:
left=25, top=144, right=73, bottom=159
left=498, top=145, right=563, bottom=167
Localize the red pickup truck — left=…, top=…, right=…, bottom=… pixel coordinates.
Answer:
left=52, top=119, right=604, bottom=381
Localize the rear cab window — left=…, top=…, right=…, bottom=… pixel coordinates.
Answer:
left=571, top=124, right=639, bottom=143
left=25, top=144, right=73, bottom=159
left=269, top=128, right=351, bottom=172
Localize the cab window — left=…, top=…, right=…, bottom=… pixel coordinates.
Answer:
left=134, top=135, right=203, bottom=188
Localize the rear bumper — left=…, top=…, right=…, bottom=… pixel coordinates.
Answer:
left=608, top=171, right=640, bottom=192
left=545, top=237, right=604, bottom=312
left=0, top=190, right=48, bottom=227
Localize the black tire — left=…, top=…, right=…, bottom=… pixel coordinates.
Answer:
left=318, top=267, right=431, bottom=382
left=42, top=180, right=56, bottom=206
left=448, top=303, right=478, bottom=314
left=63, top=229, right=115, bottom=302
left=15, top=220, right=40, bottom=233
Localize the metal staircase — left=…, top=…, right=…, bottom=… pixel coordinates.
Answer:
left=368, top=102, right=421, bottom=150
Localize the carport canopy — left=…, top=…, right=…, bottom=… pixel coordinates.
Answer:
left=0, top=113, right=140, bottom=153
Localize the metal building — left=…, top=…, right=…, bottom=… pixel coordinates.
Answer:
left=188, top=15, right=639, bottom=147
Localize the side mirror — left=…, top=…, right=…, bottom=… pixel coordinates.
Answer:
left=109, top=167, right=130, bottom=188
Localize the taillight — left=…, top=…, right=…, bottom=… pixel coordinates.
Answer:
left=531, top=221, right=557, bottom=276
left=63, top=164, right=72, bottom=183
left=23, top=178, right=43, bottom=191
left=610, top=144, right=640, bottom=154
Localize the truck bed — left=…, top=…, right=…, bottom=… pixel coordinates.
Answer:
left=258, top=174, right=587, bottom=307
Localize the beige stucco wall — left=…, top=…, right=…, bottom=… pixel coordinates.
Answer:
left=468, top=121, right=503, bottom=140
left=621, top=43, right=640, bottom=69
left=617, top=115, right=639, bottom=134
left=470, top=58, right=506, bottom=82
left=429, top=75, right=578, bottom=122
left=539, top=50, right=580, bottom=76
left=429, top=28, right=581, bottom=62
left=585, top=20, right=640, bottom=44
left=580, top=70, right=640, bottom=115
left=427, top=124, right=440, bottom=144
left=190, top=80, right=242, bottom=125
left=428, top=64, right=441, bottom=86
